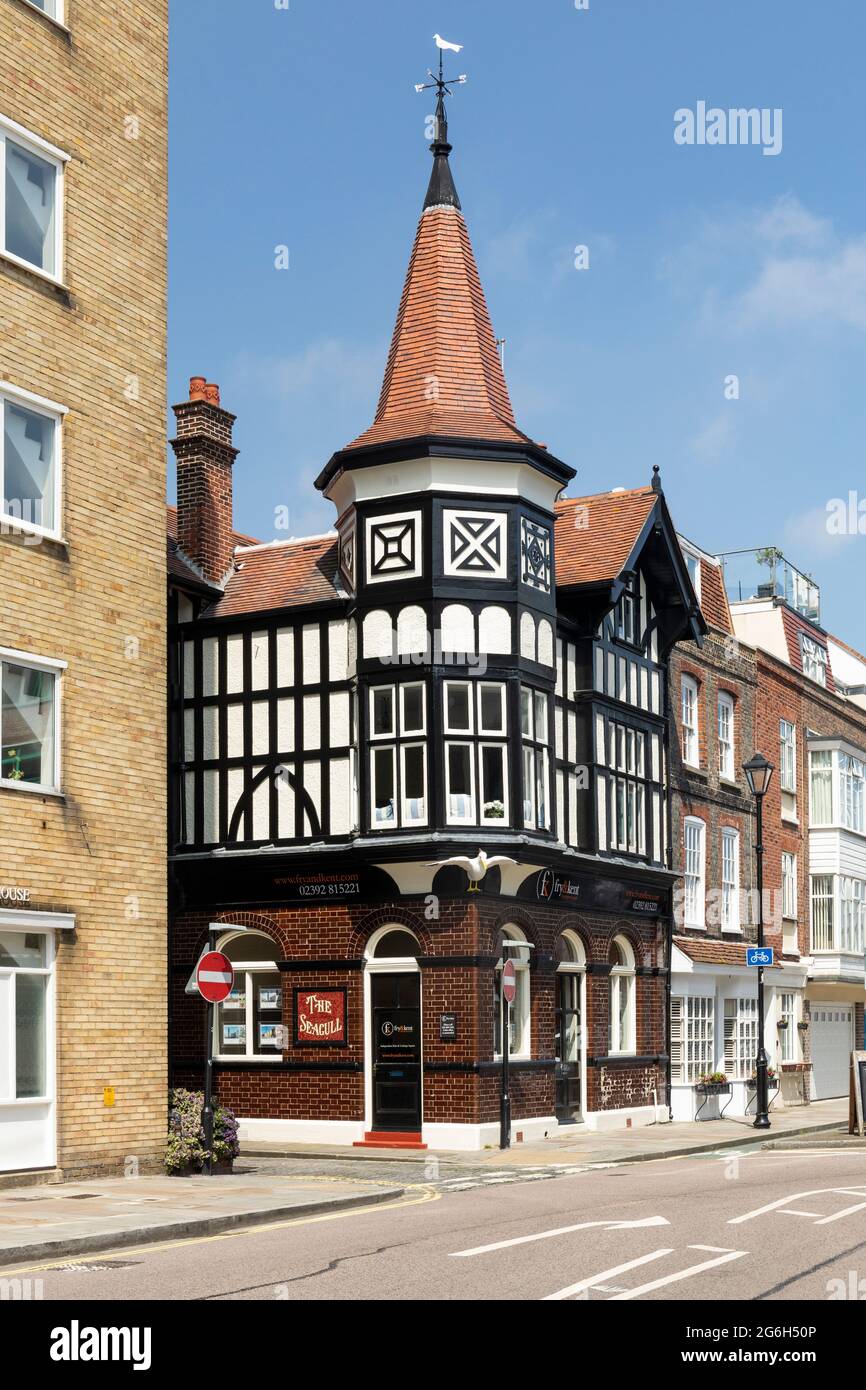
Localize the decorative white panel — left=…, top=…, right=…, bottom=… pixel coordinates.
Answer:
left=330, top=690, right=350, bottom=746
left=519, top=611, right=536, bottom=660
left=303, top=763, right=321, bottom=835
left=366, top=510, right=422, bottom=584
left=329, top=619, right=349, bottom=681
left=302, top=625, right=320, bottom=684
left=226, top=704, right=243, bottom=757
left=202, top=707, right=218, bottom=760
left=183, top=641, right=195, bottom=699
left=226, top=635, right=243, bottom=695
left=568, top=775, right=579, bottom=846
left=538, top=618, right=554, bottom=667
left=251, top=631, right=268, bottom=690
left=330, top=758, right=351, bottom=835
left=567, top=710, right=577, bottom=762
left=252, top=769, right=269, bottom=840
left=443, top=508, right=507, bottom=579
left=347, top=619, right=357, bottom=676
left=520, top=517, right=552, bottom=592
left=594, top=646, right=604, bottom=692
left=397, top=605, right=428, bottom=654
left=441, top=603, right=475, bottom=653
left=479, top=605, right=511, bottom=654
left=556, top=771, right=565, bottom=841
left=303, top=694, right=321, bottom=749
left=555, top=638, right=564, bottom=695
left=363, top=609, right=393, bottom=659
left=203, top=770, right=220, bottom=842
left=203, top=637, right=219, bottom=696
left=277, top=773, right=295, bottom=839
left=277, top=697, right=294, bottom=752
left=276, top=628, right=294, bottom=687
left=227, top=768, right=243, bottom=833
left=597, top=777, right=607, bottom=852
left=567, top=644, right=576, bottom=698
left=251, top=700, right=269, bottom=756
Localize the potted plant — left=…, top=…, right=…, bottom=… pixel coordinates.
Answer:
left=4, top=750, right=24, bottom=781
left=777, top=1018, right=789, bottom=1030
left=165, top=1087, right=240, bottom=1175
left=747, top=1067, right=779, bottom=1090
left=695, top=1071, right=731, bottom=1095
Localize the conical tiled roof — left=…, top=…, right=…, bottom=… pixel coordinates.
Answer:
left=344, top=102, right=532, bottom=453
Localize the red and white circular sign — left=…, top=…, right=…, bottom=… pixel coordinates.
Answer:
left=196, top=950, right=234, bottom=1004
left=501, top=959, right=517, bottom=1005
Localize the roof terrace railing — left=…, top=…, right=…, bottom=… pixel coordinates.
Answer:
left=718, top=547, right=821, bottom=624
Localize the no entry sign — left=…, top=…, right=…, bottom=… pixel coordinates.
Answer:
left=502, top=959, right=517, bottom=1005
left=196, top=950, right=234, bottom=1004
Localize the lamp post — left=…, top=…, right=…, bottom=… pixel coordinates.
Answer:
left=743, top=752, right=774, bottom=1130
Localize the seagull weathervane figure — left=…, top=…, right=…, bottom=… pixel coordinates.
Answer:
left=414, top=36, right=468, bottom=212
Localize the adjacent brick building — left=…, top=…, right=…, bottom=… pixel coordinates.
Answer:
left=0, top=1, right=168, bottom=1177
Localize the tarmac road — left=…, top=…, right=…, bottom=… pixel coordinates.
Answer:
left=12, top=1147, right=866, bottom=1304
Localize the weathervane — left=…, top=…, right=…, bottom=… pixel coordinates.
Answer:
left=415, top=36, right=467, bottom=211
left=414, top=33, right=467, bottom=104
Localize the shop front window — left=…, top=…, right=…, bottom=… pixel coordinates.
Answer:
left=215, top=931, right=283, bottom=1059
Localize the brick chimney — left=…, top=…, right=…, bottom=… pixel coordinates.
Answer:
left=171, top=376, right=239, bottom=585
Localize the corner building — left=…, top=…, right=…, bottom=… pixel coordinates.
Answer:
left=168, top=97, right=704, bottom=1147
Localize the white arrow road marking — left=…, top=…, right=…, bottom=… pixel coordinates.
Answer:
left=608, top=1247, right=747, bottom=1301
left=544, top=1249, right=674, bottom=1301
left=451, top=1215, right=670, bottom=1258
left=729, top=1186, right=866, bottom=1225
left=815, top=1200, right=866, bottom=1225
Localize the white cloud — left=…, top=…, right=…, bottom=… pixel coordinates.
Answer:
left=735, top=238, right=866, bottom=332
left=233, top=337, right=384, bottom=408
left=689, top=411, right=735, bottom=461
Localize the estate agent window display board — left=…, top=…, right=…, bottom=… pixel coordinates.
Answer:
left=850, top=1050, right=866, bottom=1137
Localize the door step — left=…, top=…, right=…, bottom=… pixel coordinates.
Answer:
left=353, top=1131, right=427, bottom=1150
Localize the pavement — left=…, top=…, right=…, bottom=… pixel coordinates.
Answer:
left=0, top=1099, right=852, bottom=1269
left=0, top=1170, right=404, bottom=1268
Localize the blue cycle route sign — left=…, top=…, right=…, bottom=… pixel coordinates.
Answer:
left=746, top=946, right=774, bottom=967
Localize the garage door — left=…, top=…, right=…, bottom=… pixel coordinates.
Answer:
left=811, top=1005, right=854, bottom=1099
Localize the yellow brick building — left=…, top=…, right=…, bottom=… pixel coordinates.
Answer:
left=0, top=0, right=167, bottom=1177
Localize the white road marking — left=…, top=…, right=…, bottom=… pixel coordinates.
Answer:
left=609, top=1248, right=747, bottom=1301
left=815, top=1200, right=866, bottom=1225
left=729, top=1185, right=866, bottom=1225
left=544, top=1249, right=674, bottom=1301
left=451, top=1215, right=669, bottom=1258
left=689, top=1244, right=735, bottom=1253
left=779, top=1209, right=823, bottom=1218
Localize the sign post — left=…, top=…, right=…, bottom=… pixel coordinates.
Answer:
left=500, top=959, right=516, bottom=1150
left=850, top=1051, right=866, bottom=1136
left=195, top=947, right=234, bottom=1175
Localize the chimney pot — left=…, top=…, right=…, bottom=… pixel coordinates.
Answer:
left=189, top=375, right=207, bottom=401
left=204, top=382, right=221, bottom=407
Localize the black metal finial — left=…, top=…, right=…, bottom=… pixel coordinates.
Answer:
left=415, top=39, right=467, bottom=211
left=651, top=464, right=662, bottom=493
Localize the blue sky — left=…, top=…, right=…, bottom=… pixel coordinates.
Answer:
left=169, top=0, right=866, bottom=647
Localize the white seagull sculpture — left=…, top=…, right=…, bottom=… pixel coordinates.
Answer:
left=434, top=33, right=463, bottom=53
left=428, top=848, right=517, bottom=892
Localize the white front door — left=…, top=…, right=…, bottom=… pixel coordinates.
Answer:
left=0, top=925, right=56, bottom=1171
left=811, top=1004, right=854, bottom=1099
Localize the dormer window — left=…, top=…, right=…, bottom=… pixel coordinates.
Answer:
left=801, top=634, right=828, bottom=687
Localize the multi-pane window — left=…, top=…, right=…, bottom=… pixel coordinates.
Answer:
left=0, top=117, right=65, bottom=279
left=778, top=991, right=796, bottom=1063
left=811, top=875, right=834, bottom=951
left=607, top=937, right=636, bottom=1054
left=721, top=828, right=740, bottom=931
left=614, top=586, right=637, bottom=646
left=684, top=817, right=706, bottom=927
left=717, top=692, right=734, bottom=779
left=369, top=683, right=427, bottom=828
left=840, top=754, right=865, bottom=832
left=681, top=675, right=699, bottom=767
left=810, top=750, right=833, bottom=825
left=521, top=686, right=550, bottom=830
left=840, top=877, right=866, bottom=954
left=1, top=653, right=59, bottom=791
left=780, top=720, right=796, bottom=793
left=606, top=720, right=646, bottom=855
left=801, top=635, right=828, bottom=687
left=684, top=997, right=714, bottom=1082
left=782, top=852, right=797, bottom=920
left=1, top=384, right=62, bottom=537
left=214, top=933, right=283, bottom=1060
left=443, top=681, right=509, bottom=826
left=724, top=997, right=757, bottom=1079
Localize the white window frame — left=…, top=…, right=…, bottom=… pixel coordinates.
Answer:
left=778, top=991, right=798, bottom=1064
left=683, top=816, right=706, bottom=928
left=681, top=674, right=699, bottom=768
left=399, top=682, right=426, bottom=736
left=0, top=113, right=68, bottom=284
left=0, top=380, right=66, bottom=541
left=672, top=995, right=715, bottom=1084
left=724, top=997, right=757, bottom=1080
left=22, top=0, right=67, bottom=26
left=371, top=744, right=397, bottom=827
left=494, top=926, right=531, bottom=1060
left=809, top=748, right=834, bottom=826
left=721, top=827, right=740, bottom=932
left=213, top=931, right=282, bottom=1062
left=399, top=742, right=427, bottom=827
left=0, top=645, right=64, bottom=794
left=445, top=740, right=475, bottom=825
left=444, top=680, right=474, bottom=734
left=608, top=935, right=636, bottom=1055
left=782, top=851, right=797, bottom=920
left=840, top=876, right=866, bottom=954
left=840, top=753, right=866, bottom=834
left=477, top=681, right=506, bottom=735
left=369, top=685, right=396, bottom=739
left=717, top=692, right=735, bottom=780
left=801, top=634, right=828, bottom=687
left=479, top=741, right=509, bottom=825
left=0, top=920, right=57, bottom=1105
left=780, top=720, right=796, bottom=794
left=682, top=544, right=702, bottom=604
left=810, top=874, right=834, bottom=952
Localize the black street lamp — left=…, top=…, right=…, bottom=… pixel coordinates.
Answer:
left=743, top=752, right=774, bottom=1129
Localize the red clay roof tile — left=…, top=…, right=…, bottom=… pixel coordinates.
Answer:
left=554, top=488, right=658, bottom=587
